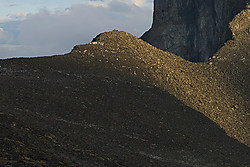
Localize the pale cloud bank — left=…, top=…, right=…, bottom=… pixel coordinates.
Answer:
left=0, top=0, right=153, bottom=58
left=131, top=0, right=146, bottom=7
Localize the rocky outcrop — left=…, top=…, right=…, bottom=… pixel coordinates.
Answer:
left=141, top=0, right=248, bottom=62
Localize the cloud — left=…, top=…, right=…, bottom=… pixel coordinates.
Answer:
left=0, top=20, right=22, bottom=45
left=0, top=44, right=38, bottom=59
left=6, top=12, right=29, bottom=20
left=87, top=1, right=108, bottom=7
left=0, top=0, right=153, bottom=59
left=9, top=3, right=19, bottom=7
left=0, top=28, right=11, bottom=44
left=131, top=0, right=146, bottom=7
left=88, top=2, right=107, bottom=7
left=0, top=29, right=4, bottom=41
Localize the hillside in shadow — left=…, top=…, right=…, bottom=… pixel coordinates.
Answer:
left=0, top=4, right=249, bottom=167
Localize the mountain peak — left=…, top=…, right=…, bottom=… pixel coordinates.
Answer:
left=141, top=0, right=248, bottom=62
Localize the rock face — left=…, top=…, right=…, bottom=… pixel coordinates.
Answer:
left=141, top=0, right=248, bottom=62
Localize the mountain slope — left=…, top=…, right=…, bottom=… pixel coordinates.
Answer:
left=0, top=5, right=249, bottom=167
left=69, top=22, right=249, bottom=146
left=0, top=54, right=249, bottom=166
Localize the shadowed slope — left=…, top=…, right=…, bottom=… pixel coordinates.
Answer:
left=69, top=17, right=249, bottom=145
left=0, top=56, right=249, bottom=166
left=0, top=5, right=249, bottom=167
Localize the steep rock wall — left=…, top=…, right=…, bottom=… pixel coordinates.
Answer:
left=141, top=0, right=248, bottom=62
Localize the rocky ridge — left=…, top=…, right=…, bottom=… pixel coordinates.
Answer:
left=0, top=4, right=249, bottom=167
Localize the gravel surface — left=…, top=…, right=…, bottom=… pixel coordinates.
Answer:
left=0, top=5, right=249, bottom=167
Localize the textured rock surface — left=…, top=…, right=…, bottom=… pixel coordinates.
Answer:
left=141, top=0, right=248, bottom=62
left=0, top=5, right=249, bottom=167
left=1, top=29, right=249, bottom=166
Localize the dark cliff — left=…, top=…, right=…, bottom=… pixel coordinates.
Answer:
left=141, top=0, right=248, bottom=62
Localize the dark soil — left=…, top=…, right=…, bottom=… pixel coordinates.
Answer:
left=0, top=60, right=249, bottom=166
left=0, top=5, right=249, bottom=167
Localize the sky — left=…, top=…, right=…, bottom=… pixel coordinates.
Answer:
left=0, top=0, right=153, bottom=59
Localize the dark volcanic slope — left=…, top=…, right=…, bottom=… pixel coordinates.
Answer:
left=0, top=55, right=249, bottom=166
left=0, top=5, right=249, bottom=167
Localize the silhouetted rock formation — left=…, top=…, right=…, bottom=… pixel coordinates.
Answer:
left=141, top=0, right=248, bottom=62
